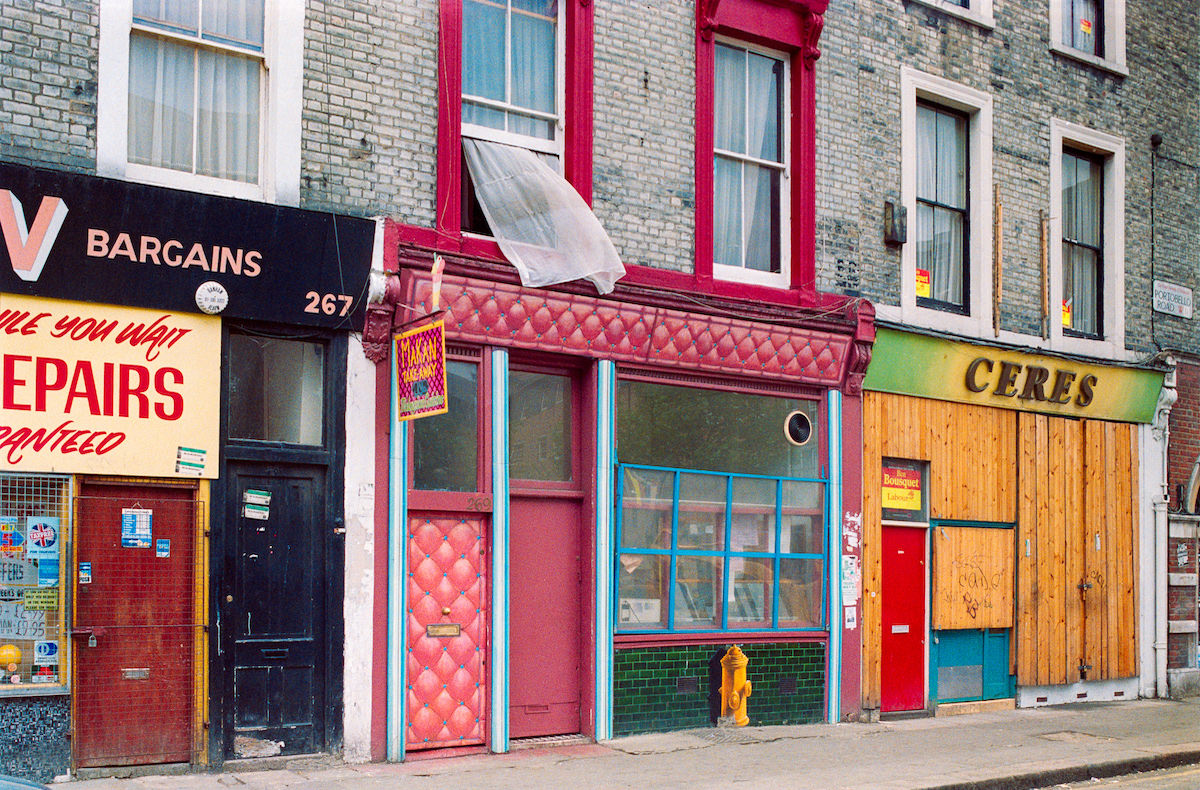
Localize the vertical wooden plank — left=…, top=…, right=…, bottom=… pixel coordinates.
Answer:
left=1003, top=410, right=1016, bottom=520
left=1111, top=423, right=1130, bottom=678
left=1103, top=421, right=1120, bottom=678
left=862, top=392, right=882, bottom=710
left=1064, top=419, right=1084, bottom=684
left=958, top=405, right=973, bottom=517
left=936, top=399, right=949, bottom=517
left=1036, top=414, right=1052, bottom=685
left=1017, top=412, right=1037, bottom=684
left=1121, top=424, right=1139, bottom=677
left=1083, top=420, right=1105, bottom=679
left=1052, top=417, right=1070, bottom=685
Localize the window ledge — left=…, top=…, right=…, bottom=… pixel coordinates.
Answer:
left=905, top=0, right=995, bottom=30
left=123, top=162, right=268, bottom=202
left=0, top=686, right=69, bottom=699
left=1048, top=43, right=1129, bottom=77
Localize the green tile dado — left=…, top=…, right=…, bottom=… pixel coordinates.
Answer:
left=612, top=642, right=826, bottom=736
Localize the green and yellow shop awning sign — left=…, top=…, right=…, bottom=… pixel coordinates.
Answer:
left=863, top=328, right=1164, bottom=424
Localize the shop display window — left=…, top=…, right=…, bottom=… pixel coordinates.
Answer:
left=615, top=379, right=819, bottom=478
left=615, top=380, right=826, bottom=634
left=0, top=473, right=70, bottom=694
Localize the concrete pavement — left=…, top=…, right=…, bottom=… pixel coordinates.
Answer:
left=64, top=697, right=1200, bottom=789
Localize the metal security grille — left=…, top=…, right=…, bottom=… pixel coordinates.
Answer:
left=0, top=473, right=72, bottom=691
left=72, top=486, right=205, bottom=769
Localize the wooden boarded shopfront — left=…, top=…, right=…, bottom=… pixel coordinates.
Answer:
left=860, top=329, right=1163, bottom=713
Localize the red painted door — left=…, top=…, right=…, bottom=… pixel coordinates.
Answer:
left=73, top=483, right=197, bottom=767
left=406, top=515, right=487, bottom=750
left=509, top=496, right=581, bottom=737
left=881, top=525, right=927, bottom=712
left=507, top=367, right=584, bottom=738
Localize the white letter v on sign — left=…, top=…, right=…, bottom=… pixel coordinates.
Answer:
left=0, top=189, right=68, bottom=283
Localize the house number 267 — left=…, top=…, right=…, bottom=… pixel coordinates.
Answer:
left=305, top=292, right=354, bottom=316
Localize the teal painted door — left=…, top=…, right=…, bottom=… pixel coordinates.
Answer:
left=930, top=629, right=1012, bottom=703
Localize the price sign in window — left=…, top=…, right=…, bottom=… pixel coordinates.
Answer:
left=0, top=474, right=69, bottom=691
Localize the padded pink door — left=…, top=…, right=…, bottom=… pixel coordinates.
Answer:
left=406, top=515, right=487, bottom=750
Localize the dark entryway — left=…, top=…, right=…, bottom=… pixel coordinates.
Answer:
left=220, top=463, right=328, bottom=757
left=211, top=329, right=345, bottom=763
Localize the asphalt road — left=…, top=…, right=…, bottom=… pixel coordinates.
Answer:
left=1048, top=763, right=1200, bottom=789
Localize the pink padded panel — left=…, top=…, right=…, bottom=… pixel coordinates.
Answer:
left=404, top=273, right=849, bottom=386
left=406, top=516, right=487, bottom=750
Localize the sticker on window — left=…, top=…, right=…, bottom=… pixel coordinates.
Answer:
left=916, top=268, right=931, bottom=299
left=0, top=518, right=23, bottom=557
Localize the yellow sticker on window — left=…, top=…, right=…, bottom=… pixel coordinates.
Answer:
left=1080, top=18, right=1093, bottom=33
left=1062, top=299, right=1073, bottom=327
left=916, top=269, right=931, bottom=299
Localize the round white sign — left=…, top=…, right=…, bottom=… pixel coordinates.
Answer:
left=195, top=281, right=229, bottom=315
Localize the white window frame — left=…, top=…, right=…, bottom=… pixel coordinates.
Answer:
left=1048, top=119, right=1125, bottom=358
left=1049, top=0, right=1127, bottom=75
left=711, top=37, right=792, bottom=290
left=97, top=0, right=302, bottom=205
left=885, top=67, right=992, bottom=339
left=460, top=0, right=565, bottom=164
left=905, top=0, right=994, bottom=31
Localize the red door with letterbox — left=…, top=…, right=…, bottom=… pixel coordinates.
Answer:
left=73, top=482, right=198, bottom=767
left=881, top=524, right=927, bottom=712
left=405, top=515, right=487, bottom=749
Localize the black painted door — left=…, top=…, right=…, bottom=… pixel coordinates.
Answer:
left=222, top=463, right=326, bottom=758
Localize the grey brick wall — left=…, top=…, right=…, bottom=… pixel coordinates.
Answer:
left=0, top=0, right=96, bottom=172
left=301, top=0, right=438, bottom=222
left=816, top=0, right=1200, bottom=357
left=593, top=1, right=696, bottom=273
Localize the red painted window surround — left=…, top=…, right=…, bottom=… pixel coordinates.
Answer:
left=425, top=0, right=842, bottom=313
left=686, top=0, right=829, bottom=307
left=435, top=0, right=594, bottom=259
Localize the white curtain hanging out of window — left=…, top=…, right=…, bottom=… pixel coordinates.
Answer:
left=462, top=138, right=625, bottom=294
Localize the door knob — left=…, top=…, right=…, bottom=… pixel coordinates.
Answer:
left=441, top=607, right=451, bottom=616
left=226, top=595, right=233, bottom=603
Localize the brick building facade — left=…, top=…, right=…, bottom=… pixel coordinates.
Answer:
left=1, top=0, right=1196, bottom=780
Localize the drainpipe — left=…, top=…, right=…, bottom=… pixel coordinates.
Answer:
left=1153, top=358, right=1177, bottom=698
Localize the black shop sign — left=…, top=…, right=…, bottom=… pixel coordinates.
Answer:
left=0, top=162, right=374, bottom=328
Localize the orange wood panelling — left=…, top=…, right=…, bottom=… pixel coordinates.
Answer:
left=930, top=526, right=1014, bottom=630
left=1015, top=416, right=1138, bottom=686
left=867, top=394, right=1139, bottom=709
left=861, top=392, right=1017, bottom=710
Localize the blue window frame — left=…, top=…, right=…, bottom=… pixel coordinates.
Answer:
left=615, top=463, right=827, bottom=633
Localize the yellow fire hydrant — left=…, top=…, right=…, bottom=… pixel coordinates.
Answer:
left=720, top=645, right=752, bottom=726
